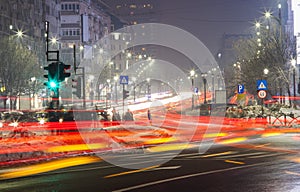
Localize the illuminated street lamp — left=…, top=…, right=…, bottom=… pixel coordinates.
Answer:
left=190, top=70, right=195, bottom=109
left=201, top=73, right=208, bottom=104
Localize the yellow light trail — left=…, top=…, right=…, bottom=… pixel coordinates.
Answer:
left=203, top=132, right=228, bottom=138
left=0, top=156, right=101, bottom=180
left=146, top=143, right=196, bottom=153
left=104, top=165, right=160, bottom=178
left=218, top=137, right=248, bottom=145
left=143, top=137, right=177, bottom=145
left=261, top=132, right=282, bottom=138
left=46, top=143, right=106, bottom=153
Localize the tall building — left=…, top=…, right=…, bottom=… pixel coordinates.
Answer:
left=100, top=0, right=158, bottom=25
left=0, top=0, right=46, bottom=65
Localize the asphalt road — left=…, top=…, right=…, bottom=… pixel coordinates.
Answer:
left=0, top=134, right=300, bottom=192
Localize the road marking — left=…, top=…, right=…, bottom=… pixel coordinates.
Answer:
left=224, top=160, right=245, bottom=165
left=247, top=153, right=282, bottom=159
left=104, top=165, right=159, bottom=178
left=285, top=171, right=300, bottom=176
left=192, top=151, right=236, bottom=158
left=153, top=166, right=181, bottom=170
left=112, top=161, right=271, bottom=192
left=216, top=152, right=267, bottom=159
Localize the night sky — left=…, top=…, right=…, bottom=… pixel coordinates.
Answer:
left=157, top=0, right=280, bottom=55
left=103, top=0, right=282, bottom=55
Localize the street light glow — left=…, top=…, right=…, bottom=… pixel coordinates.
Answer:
left=190, top=70, right=195, bottom=77
left=16, top=29, right=24, bottom=38
left=255, top=22, right=261, bottom=28
left=263, top=68, right=269, bottom=75
left=264, top=11, right=271, bottom=18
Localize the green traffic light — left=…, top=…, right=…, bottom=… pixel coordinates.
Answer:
left=49, top=81, right=58, bottom=88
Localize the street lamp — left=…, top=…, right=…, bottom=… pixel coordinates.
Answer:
left=113, top=75, right=118, bottom=104
left=146, top=78, right=151, bottom=101
left=132, top=77, right=137, bottom=102
left=106, top=79, right=111, bottom=109
left=291, top=59, right=296, bottom=106
left=29, top=77, right=36, bottom=110
left=201, top=73, right=208, bottom=104
left=190, top=70, right=195, bottom=109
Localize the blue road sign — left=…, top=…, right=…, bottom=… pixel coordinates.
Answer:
left=194, top=87, right=198, bottom=93
left=256, top=80, right=267, bottom=90
left=238, top=84, right=244, bottom=94
left=120, top=75, right=129, bottom=85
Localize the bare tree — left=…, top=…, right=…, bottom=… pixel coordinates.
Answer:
left=232, top=18, right=295, bottom=105
left=0, top=36, right=43, bottom=109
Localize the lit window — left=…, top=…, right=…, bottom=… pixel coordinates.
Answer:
left=130, top=4, right=137, bottom=9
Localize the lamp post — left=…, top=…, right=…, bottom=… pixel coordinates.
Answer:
left=202, top=73, right=208, bottom=104
left=30, top=77, right=36, bottom=110
left=114, top=75, right=118, bottom=104
left=260, top=68, right=269, bottom=117
left=291, top=59, right=296, bottom=107
left=132, top=77, right=136, bottom=102
left=190, top=70, right=195, bottom=109
left=147, top=78, right=151, bottom=101
left=106, top=79, right=110, bottom=109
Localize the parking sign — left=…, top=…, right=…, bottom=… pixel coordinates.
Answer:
left=238, top=84, right=244, bottom=94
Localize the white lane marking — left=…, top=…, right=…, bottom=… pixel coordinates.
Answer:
left=215, top=152, right=267, bottom=159
left=112, top=162, right=271, bottom=192
left=247, top=153, right=283, bottom=159
left=153, top=166, right=181, bottom=170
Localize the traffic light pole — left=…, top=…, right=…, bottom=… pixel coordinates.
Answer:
left=75, top=67, right=86, bottom=109
left=122, top=84, right=125, bottom=117
left=73, top=45, right=86, bottom=109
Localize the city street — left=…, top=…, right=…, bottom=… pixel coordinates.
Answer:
left=0, top=134, right=300, bottom=192
left=1, top=0, right=300, bottom=191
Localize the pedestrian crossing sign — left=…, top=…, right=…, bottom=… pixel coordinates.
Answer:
left=120, top=75, right=129, bottom=85
left=256, top=80, right=267, bottom=90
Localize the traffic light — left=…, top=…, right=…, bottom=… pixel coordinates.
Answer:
left=58, top=62, right=71, bottom=82
left=123, top=89, right=129, bottom=99
left=44, top=62, right=59, bottom=89
left=44, top=62, right=71, bottom=89
left=72, top=77, right=82, bottom=98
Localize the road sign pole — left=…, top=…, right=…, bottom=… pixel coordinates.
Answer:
left=122, top=84, right=125, bottom=119
left=261, top=98, right=264, bottom=117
